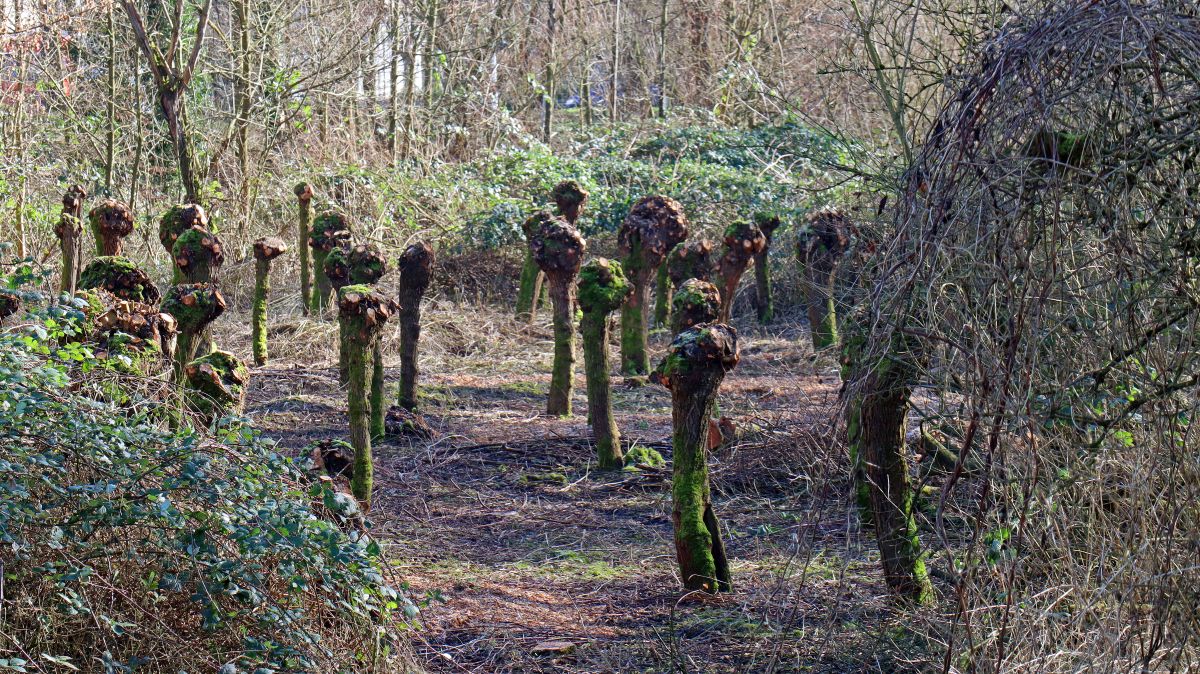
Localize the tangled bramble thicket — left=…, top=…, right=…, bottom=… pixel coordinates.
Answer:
left=847, top=1, right=1200, bottom=669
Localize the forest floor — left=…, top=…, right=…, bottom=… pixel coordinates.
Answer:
left=227, top=298, right=933, bottom=674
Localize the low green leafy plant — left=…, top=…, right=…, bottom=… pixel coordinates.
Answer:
left=0, top=273, right=414, bottom=672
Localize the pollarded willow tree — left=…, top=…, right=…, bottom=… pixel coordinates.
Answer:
left=847, top=3, right=1200, bottom=666
left=750, top=212, right=784, bottom=324
left=338, top=285, right=398, bottom=511
left=670, top=279, right=721, bottom=335
left=716, top=220, right=766, bottom=323
left=172, top=226, right=225, bottom=283
left=56, top=185, right=86, bottom=295
left=797, top=208, right=850, bottom=350
left=310, top=212, right=353, bottom=314
left=653, top=322, right=739, bottom=593
left=88, top=199, right=135, bottom=256
left=78, top=257, right=161, bottom=304
left=160, top=204, right=210, bottom=280
left=251, top=237, right=287, bottom=366
left=577, top=258, right=633, bottom=468
left=396, top=242, right=435, bottom=412
left=530, top=214, right=587, bottom=416
left=619, top=196, right=690, bottom=374
left=183, top=350, right=249, bottom=426
left=161, top=283, right=226, bottom=375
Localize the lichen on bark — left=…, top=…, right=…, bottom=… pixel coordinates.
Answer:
left=79, top=256, right=161, bottom=304
left=531, top=215, right=587, bottom=417
left=716, top=220, right=766, bottom=323
left=618, top=195, right=690, bottom=374
left=338, top=284, right=399, bottom=510
left=797, top=207, right=851, bottom=350
left=653, top=322, right=739, bottom=592
left=397, top=242, right=435, bottom=411
left=88, top=199, right=134, bottom=257
left=252, top=237, right=288, bottom=366
left=577, top=257, right=632, bottom=467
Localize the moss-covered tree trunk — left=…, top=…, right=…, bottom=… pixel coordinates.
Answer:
left=397, top=242, right=434, bottom=411
left=251, top=238, right=287, bottom=366
left=750, top=214, right=782, bottom=325
left=799, top=209, right=851, bottom=350
left=295, top=183, right=314, bottom=315
left=618, top=196, right=690, bottom=375
left=162, top=283, right=227, bottom=381
left=620, top=262, right=652, bottom=375
left=578, top=258, right=631, bottom=468
left=310, top=211, right=352, bottom=316
left=530, top=218, right=586, bottom=416
left=57, top=185, right=86, bottom=295
left=655, top=323, right=739, bottom=592
left=546, top=279, right=577, bottom=416
left=338, top=285, right=398, bottom=510
left=717, top=220, right=766, bottom=324
left=370, top=337, right=386, bottom=439
left=845, top=337, right=932, bottom=604
left=653, top=263, right=671, bottom=328
left=752, top=251, right=772, bottom=324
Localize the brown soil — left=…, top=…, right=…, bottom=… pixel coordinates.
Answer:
left=232, top=301, right=931, bottom=674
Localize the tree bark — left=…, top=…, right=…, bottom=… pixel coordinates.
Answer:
left=546, top=279, right=575, bottom=416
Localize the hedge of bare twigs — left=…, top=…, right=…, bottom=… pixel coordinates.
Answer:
left=850, top=1, right=1200, bottom=670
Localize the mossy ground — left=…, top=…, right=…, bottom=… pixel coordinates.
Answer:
left=225, top=297, right=938, bottom=673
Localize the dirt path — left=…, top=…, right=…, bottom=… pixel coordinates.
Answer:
left=240, top=304, right=923, bottom=673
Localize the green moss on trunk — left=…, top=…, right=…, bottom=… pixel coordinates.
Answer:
left=253, top=258, right=270, bottom=366
left=799, top=208, right=851, bottom=351
left=397, top=242, right=435, bottom=411
left=370, top=338, right=386, bottom=439
left=751, top=213, right=783, bottom=325
left=618, top=196, right=690, bottom=375
left=79, top=257, right=160, bottom=304
left=530, top=218, right=586, bottom=417
left=295, top=183, right=314, bottom=316
left=653, top=263, right=671, bottom=328
left=183, top=350, right=249, bottom=426
left=162, top=283, right=226, bottom=380
left=338, top=285, right=398, bottom=511
left=309, top=211, right=352, bottom=316
left=844, top=329, right=932, bottom=605
left=654, top=323, right=739, bottom=592
left=578, top=258, right=631, bottom=468
left=251, top=237, right=287, bottom=366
